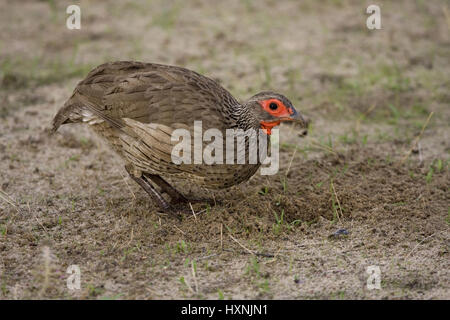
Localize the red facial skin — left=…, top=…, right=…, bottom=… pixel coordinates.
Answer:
left=258, top=99, right=294, bottom=135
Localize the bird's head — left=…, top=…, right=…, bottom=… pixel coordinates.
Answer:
left=243, top=91, right=307, bottom=135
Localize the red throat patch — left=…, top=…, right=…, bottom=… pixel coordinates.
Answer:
left=260, top=120, right=281, bottom=135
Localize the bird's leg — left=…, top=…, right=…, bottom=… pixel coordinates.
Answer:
left=143, top=173, right=216, bottom=207
left=143, top=173, right=188, bottom=204
left=125, top=166, right=180, bottom=219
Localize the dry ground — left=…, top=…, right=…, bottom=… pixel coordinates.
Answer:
left=0, top=0, right=449, bottom=299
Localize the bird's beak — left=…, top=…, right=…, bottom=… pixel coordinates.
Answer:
left=279, top=108, right=308, bottom=128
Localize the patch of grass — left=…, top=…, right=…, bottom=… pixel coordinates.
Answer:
left=424, top=159, right=447, bottom=184
left=258, top=186, right=269, bottom=195
left=120, top=247, right=137, bottom=262
left=152, top=4, right=180, bottom=30
left=0, top=56, right=93, bottom=89
left=435, top=159, right=443, bottom=172
left=352, top=63, right=412, bottom=94
left=272, top=209, right=285, bottom=235
left=178, top=276, right=189, bottom=291
left=272, top=209, right=300, bottom=235
left=432, top=159, right=446, bottom=173
left=258, top=279, right=270, bottom=293
left=332, top=290, right=346, bottom=299
left=425, top=166, right=434, bottom=184
left=322, top=61, right=419, bottom=122
left=388, top=104, right=401, bottom=125
left=245, top=256, right=260, bottom=278
left=43, top=0, right=58, bottom=23
left=361, top=134, right=368, bottom=146
left=405, top=104, right=430, bottom=119
left=97, top=188, right=105, bottom=196
left=315, top=181, right=324, bottom=189
left=376, top=65, right=411, bottom=93
left=176, top=240, right=189, bottom=254
left=0, top=224, right=6, bottom=237
left=100, top=293, right=124, bottom=300
left=191, top=259, right=197, bottom=274
left=244, top=256, right=272, bottom=295
left=338, top=132, right=357, bottom=145
left=87, top=284, right=104, bottom=297
left=1, top=281, right=7, bottom=296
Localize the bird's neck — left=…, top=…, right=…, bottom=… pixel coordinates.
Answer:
left=234, top=103, right=259, bottom=131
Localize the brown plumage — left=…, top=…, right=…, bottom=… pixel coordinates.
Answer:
left=52, top=61, right=306, bottom=215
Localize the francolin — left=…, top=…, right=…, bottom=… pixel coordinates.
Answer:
left=52, top=61, right=307, bottom=216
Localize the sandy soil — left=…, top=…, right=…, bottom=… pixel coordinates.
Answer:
left=0, top=0, right=449, bottom=299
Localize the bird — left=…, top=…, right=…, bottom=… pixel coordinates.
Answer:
left=52, top=61, right=306, bottom=216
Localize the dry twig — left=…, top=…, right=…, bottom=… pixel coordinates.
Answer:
left=399, top=112, right=434, bottom=165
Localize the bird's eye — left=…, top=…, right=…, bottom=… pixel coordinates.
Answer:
left=269, top=102, right=278, bottom=110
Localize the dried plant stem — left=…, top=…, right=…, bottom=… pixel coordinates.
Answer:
left=220, top=224, right=223, bottom=252
left=399, top=112, right=434, bottom=165
left=0, top=189, right=19, bottom=212
left=330, top=180, right=343, bottom=223
left=309, top=138, right=337, bottom=155
left=189, top=202, right=197, bottom=220
left=285, top=148, right=297, bottom=177
left=228, top=234, right=255, bottom=255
